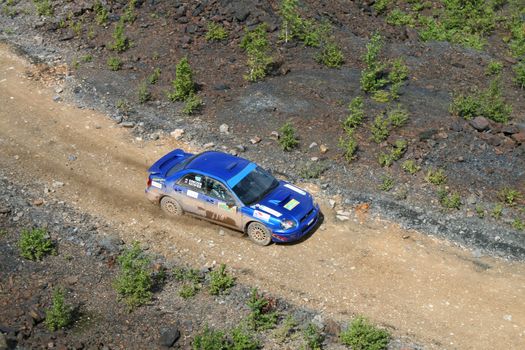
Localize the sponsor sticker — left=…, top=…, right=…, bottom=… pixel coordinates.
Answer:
left=255, top=204, right=282, bottom=218
left=253, top=210, right=270, bottom=222
left=284, top=199, right=300, bottom=211
left=284, top=184, right=306, bottom=195
left=218, top=202, right=236, bottom=212
left=151, top=181, right=162, bottom=189
left=188, top=179, right=202, bottom=189
left=187, top=189, right=199, bottom=199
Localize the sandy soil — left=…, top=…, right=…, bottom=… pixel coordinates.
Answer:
left=1, top=44, right=525, bottom=349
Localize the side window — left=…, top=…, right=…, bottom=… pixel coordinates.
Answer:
left=206, top=178, right=234, bottom=202
left=178, top=173, right=205, bottom=191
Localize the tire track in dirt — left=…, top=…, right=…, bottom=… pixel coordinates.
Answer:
left=1, top=44, right=525, bottom=349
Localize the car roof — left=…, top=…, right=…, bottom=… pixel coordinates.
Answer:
left=185, top=151, right=253, bottom=184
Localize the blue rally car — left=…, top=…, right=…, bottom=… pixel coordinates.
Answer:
left=145, top=149, right=320, bottom=245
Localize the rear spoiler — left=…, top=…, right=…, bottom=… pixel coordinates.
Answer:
left=148, top=149, right=193, bottom=178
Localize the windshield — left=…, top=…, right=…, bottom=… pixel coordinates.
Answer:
left=232, top=166, right=279, bottom=205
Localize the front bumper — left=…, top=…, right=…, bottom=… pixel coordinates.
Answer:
left=270, top=204, right=320, bottom=243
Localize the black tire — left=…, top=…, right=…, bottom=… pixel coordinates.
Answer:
left=247, top=222, right=272, bottom=246
left=160, top=196, right=183, bottom=216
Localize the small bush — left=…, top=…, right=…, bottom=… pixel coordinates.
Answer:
left=274, top=315, right=298, bottom=343
left=168, top=57, right=195, bottom=101
left=240, top=24, right=272, bottom=82
left=499, top=187, right=522, bottom=206
left=108, top=21, right=130, bottom=52
left=343, top=97, right=365, bottom=130
left=137, top=82, right=151, bottom=104
left=370, top=115, right=389, bottom=144
left=387, top=105, right=409, bottom=128
left=193, top=325, right=229, bottom=350
left=437, top=188, right=461, bottom=209
left=147, top=68, right=161, bottom=85
left=388, top=58, right=409, bottom=88
left=476, top=205, right=485, bottom=218
left=246, top=288, right=278, bottom=331
left=209, top=264, right=235, bottom=295
left=94, top=0, right=108, bottom=25
left=425, top=168, right=447, bottom=185
left=402, top=160, right=421, bottom=174
left=303, top=323, right=324, bottom=350
left=360, top=33, right=388, bottom=93
left=492, top=203, right=503, bottom=219
left=45, top=288, right=73, bottom=331
left=371, top=90, right=390, bottom=103
left=514, top=62, right=525, bottom=89
left=113, top=242, right=153, bottom=310
left=340, top=316, right=389, bottom=350
left=183, top=94, right=203, bottom=115
left=373, top=0, right=390, bottom=14
left=317, top=41, right=344, bottom=68
left=33, top=0, right=53, bottom=16
left=81, top=54, right=93, bottom=63
left=231, top=325, right=260, bottom=350
left=179, top=283, right=200, bottom=299
left=19, top=228, right=55, bottom=261
left=299, top=162, right=328, bottom=179
left=339, top=134, right=358, bottom=162
left=116, top=99, right=131, bottom=114
left=378, top=175, right=394, bottom=192
left=279, top=0, right=302, bottom=43
left=386, top=9, right=415, bottom=27
left=107, top=57, right=122, bottom=71
left=486, top=61, right=503, bottom=76
left=121, top=0, right=137, bottom=24
left=279, top=122, right=299, bottom=151
left=206, top=22, right=228, bottom=41
left=378, top=140, right=407, bottom=167
left=513, top=218, right=524, bottom=231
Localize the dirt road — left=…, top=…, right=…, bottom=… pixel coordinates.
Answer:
left=1, top=44, right=524, bottom=349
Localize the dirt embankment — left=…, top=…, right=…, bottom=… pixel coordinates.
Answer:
left=2, top=44, right=525, bottom=349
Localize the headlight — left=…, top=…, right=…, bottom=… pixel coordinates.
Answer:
left=280, top=219, right=296, bottom=230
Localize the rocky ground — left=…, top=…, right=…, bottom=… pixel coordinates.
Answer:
left=1, top=0, right=525, bottom=349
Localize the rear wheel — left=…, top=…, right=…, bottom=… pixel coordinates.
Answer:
left=247, top=222, right=272, bottom=246
left=160, top=196, right=183, bottom=216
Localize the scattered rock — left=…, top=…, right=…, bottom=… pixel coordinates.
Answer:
left=466, top=194, right=477, bottom=205
left=329, top=199, right=336, bottom=208
left=324, top=318, right=341, bottom=336
left=219, top=124, right=230, bottom=134
left=469, top=117, right=489, bottom=131
left=309, top=142, right=318, bottom=149
left=28, top=306, right=45, bottom=324
left=170, top=129, right=185, bottom=140
left=213, top=84, right=230, bottom=91
left=336, top=215, right=350, bottom=222
left=511, top=132, right=525, bottom=144
left=501, top=124, right=519, bottom=135
left=203, top=142, right=215, bottom=149
left=503, top=315, right=512, bottom=321
left=311, top=314, right=325, bottom=330
left=0, top=206, right=11, bottom=214
left=310, top=157, right=319, bottom=162
left=319, top=144, right=329, bottom=154
left=121, top=121, right=135, bottom=128
left=159, top=327, right=181, bottom=347
left=250, top=136, right=261, bottom=144
left=55, top=87, right=63, bottom=94
left=419, top=129, right=437, bottom=141
left=52, top=95, right=61, bottom=102
left=235, top=145, right=245, bottom=153
left=269, top=131, right=279, bottom=140
left=32, top=198, right=44, bottom=206
left=68, top=154, right=77, bottom=161
left=52, top=181, right=64, bottom=188
left=98, top=234, right=124, bottom=252
left=0, top=333, right=7, bottom=350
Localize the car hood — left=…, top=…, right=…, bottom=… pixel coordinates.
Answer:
left=253, top=181, right=314, bottom=222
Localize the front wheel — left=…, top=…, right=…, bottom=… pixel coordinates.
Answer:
left=247, top=222, right=272, bottom=246
left=160, top=196, right=183, bottom=216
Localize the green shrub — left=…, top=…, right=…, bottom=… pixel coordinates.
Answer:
left=246, top=288, right=278, bottom=331
left=386, top=9, right=415, bottom=27
left=370, top=114, right=389, bottom=144
left=513, top=218, right=524, bottom=231
left=508, top=10, right=525, bottom=58
left=279, top=0, right=301, bottom=43
left=437, top=188, right=461, bottom=209
left=168, top=57, right=195, bottom=101
left=137, top=82, right=151, bottom=104
left=206, top=22, right=228, bottom=41
left=373, top=0, right=391, bottom=14
left=108, top=21, right=130, bottom=52
left=231, top=325, right=260, bottom=350
left=148, top=68, right=161, bottom=85
left=81, top=54, right=93, bottom=63
left=388, top=58, right=409, bottom=87
left=18, top=228, right=55, bottom=261
left=387, top=105, right=409, bottom=128
left=241, top=24, right=273, bottom=81
left=173, top=267, right=203, bottom=283
left=343, top=97, right=365, bottom=130
left=121, top=0, right=137, bottom=24
left=113, top=242, right=153, bottom=310
left=450, top=78, right=511, bottom=123
left=402, top=160, right=420, bottom=174
left=107, top=57, right=122, bottom=71
left=33, top=0, right=53, bottom=16
left=339, top=134, right=358, bottom=162
left=371, top=90, right=390, bottom=103
left=279, top=122, right=299, bottom=151
left=378, top=175, right=394, bottom=192
left=513, top=62, right=525, bottom=89
left=378, top=140, right=407, bottom=167
left=340, top=316, right=390, bottom=350
left=476, top=205, right=485, bottom=218
left=425, top=168, right=447, bottom=185
left=209, top=264, right=235, bottom=295
left=317, top=41, right=344, bottom=68
left=486, top=61, right=503, bottom=76
left=179, top=283, right=200, bottom=299
left=45, top=288, right=73, bottom=331
left=116, top=99, right=130, bottom=114
left=492, top=203, right=503, bottom=219
left=183, top=94, right=203, bottom=115
left=499, top=187, right=522, bottom=206
left=193, top=325, right=229, bottom=350
left=360, top=33, right=388, bottom=93
left=94, top=0, right=108, bottom=25
left=299, top=162, right=328, bottom=179
left=303, top=323, right=324, bottom=350
left=274, top=315, right=298, bottom=343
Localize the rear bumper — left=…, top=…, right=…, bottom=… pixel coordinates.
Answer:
left=270, top=204, right=320, bottom=243
left=145, top=187, right=163, bottom=204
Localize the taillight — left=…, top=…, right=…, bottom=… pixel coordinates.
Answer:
left=147, top=177, right=152, bottom=187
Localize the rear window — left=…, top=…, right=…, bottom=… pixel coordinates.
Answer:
left=166, top=154, right=198, bottom=178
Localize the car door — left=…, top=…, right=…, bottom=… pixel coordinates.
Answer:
left=175, top=173, right=207, bottom=217
left=200, top=177, right=243, bottom=230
